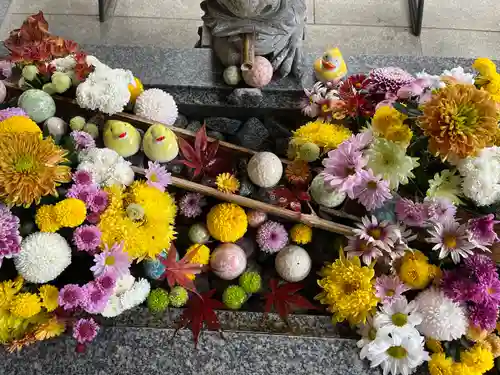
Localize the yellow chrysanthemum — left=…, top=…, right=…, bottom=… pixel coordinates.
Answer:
left=372, top=105, right=407, bottom=132
left=206, top=203, right=248, bottom=243
left=467, top=324, right=489, bottom=342
left=0, top=309, right=27, bottom=344
left=292, top=120, right=352, bottom=152
left=315, top=250, right=378, bottom=325
left=35, top=205, right=60, bottom=232
left=38, top=285, right=59, bottom=312
left=451, top=363, right=480, bottom=375
left=290, top=223, right=312, bottom=245
left=186, top=244, right=211, bottom=265
left=54, top=198, right=87, bottom=228
left=473, top=58, right=498, bottom=80
left=128, top=77, right=144, bottom=103
left=0, top=116, right=41, bottom=135
left=99, top=181, right=177, bottom=260
left=460, top=343, right=494, bottom=374
left=0, top=277, right=23, bottom=310
left=0, top=133, right=71, bottom=207
left=419, top=84, right=499, bottom=160
left=383, top=124, right=413, bottom=148
left=9, top=293, right=42, bottom=319
left=426, top=338, right=444, bottom=353
left=428, top=353, right=454, bottom=375
left=398, top=250, right=437, bottom=290
left=215, top=173, right=240, bottom=194
left=34, top=317, right=65, bottom=341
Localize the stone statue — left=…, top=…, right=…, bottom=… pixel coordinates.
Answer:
left=201, top=0, right=307, bottom=79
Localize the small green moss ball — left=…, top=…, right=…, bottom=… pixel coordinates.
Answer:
left=188, top=223, right=210, bottom=244
left=169, top=286, right=189, bottom=307
left=83, top=123, right=99, bottom=139
left=69, top=116, right=86, bottom=131
left=238, top=271, right=262, bottom=294
left=222, top=285, right=247, bottom=310
left=147, top=288, right=169, bottom=314
left=298, top=142, right=320, bottom=162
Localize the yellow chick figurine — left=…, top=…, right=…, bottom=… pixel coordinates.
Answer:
left=314, top=48, right=347, bottom=84
left=103, top=120, right=141, bottom=158
left=143, top=124, right=179, bottom=163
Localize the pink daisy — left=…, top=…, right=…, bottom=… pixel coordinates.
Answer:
left=353, top=215, right=400, bottom=252
left=90, top=242, right=131, bottom=277
left=375, top=275, right=409, bottom=304
left=345, top=235, right=383, bottom=265
left=82, top=282, right=110, bottom=314
left=145, top=161, right=171, bottom=192
left=352, top=169, right=392, bottom=211
left=346, top=130, right=373, bottom=152
left=425, top=197, right=456, bottom=224
left=72, top=170, right=94, bottom=185
left=395, top=198, right=428, bottom=227
left=427, top=217, right=475, bottom=263
left=95, top=271, right=117, bottom=293
left=59, top=284, right=86, bottom=310
left=73, top=318, right=99, bottom=344
left=73, top=225, right=102, bottom=253
left=467, top=214, right=499, bottom=250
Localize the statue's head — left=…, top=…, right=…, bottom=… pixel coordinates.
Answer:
left=217, top=0, right=282, bottom=18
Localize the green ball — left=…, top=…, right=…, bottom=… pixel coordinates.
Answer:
left=83, top=123, right=99, bottom=139
left=69, top=116, right=86, bottom=131
left=147, top=288, right=169, bottom=314
left=239, top=271, right=262, bottom=294
left=298, top=142, right=320, bottom=162
left=169, top=286, right=189, bottom=307
left=222, top=285, right=247, bottom=310
left=18, top=89, right=56, bottom=123
left=188, top=223, right=210, bottom=244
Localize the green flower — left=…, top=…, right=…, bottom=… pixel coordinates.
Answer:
left=239, top=271, right=262, bottom=294
left=169, top=286, right=188, bottom=307
left=222, top=285, right=247, bottom=310
left=147, top=288, right=169, bottom=314
left=426, top=169, right=463, bottom=205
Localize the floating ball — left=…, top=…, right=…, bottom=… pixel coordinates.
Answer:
left=275, top=245, right=311, bottom=282
left=247, top=152, right=283, bottom=188
left=210, top=243, right=247, bottom=280
left=18, top=89, right=56, bottom=123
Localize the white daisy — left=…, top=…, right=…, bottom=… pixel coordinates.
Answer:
left=357, top=315, right=377, bottom=360
left=353, top=216, right=401, bottom=252
left=426, top=217, right=475, bottom=263
left=441, top=67, right=475, bottom=85
left=374, top=297, right=422, bottom=338
left=366, top=331, right=429, bottom=375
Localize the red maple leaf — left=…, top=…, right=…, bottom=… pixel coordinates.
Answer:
left=263, top=279, right=316, bottom=323
left=270, top=187, right=310, bottom=212
left=158, top=244, right=205, bottom=292
left=174, top=289, right=224, bottom=347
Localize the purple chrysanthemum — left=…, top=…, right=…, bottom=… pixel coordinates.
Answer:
left=468, top=302, right=499, bottom=331
left=88, top=190, right=108, bottom=213
left=441, top=270, right=476, bottom=302
left=90, top=242, right=131, bottom=277
left=256, top=220, right=288, bottom=253
left=95, top=271, right=117, bottom=293
left=346, top=131, right=373, bottom=152
left=352, top=169, right=392, bottom=211
left=58, top=284, right=86, bottom=310
left=87, top=212, right=101, bottom=224
left=375, top=275, right=410, bottom=305
left=425, top=197, right=456, bottom=224
left=145, top=161, right=171, bottom=192
left=0, top=204, right=21, bottom=262
left=0, top=107, right=27, bottom=121
left=467, top=214, right=500, bottom=250
left=322, top=142, right=367, bottom=199
left=73, top=225, right=102, bottom=253
left=345, top=235, right=383, bottom=265
left=82, top=282, right=110, bottom=314
left=472, top=272, right=500, bottom=306
left=67, top=183, right=98, bottom=205
left=465, top=254, right=498, bottom=280
left=395, top=198, right=428, bottom=227
left=72, top=170, right=94, bottom=185
left=179, top=193, right=206, bottom=218
left=367, top=67, right=415, bottom=94
left=73, top=318, right=99, bottom=344
left=71, top=130, right=96, bottom=151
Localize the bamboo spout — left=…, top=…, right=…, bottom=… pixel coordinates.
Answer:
left=241, top=33, right=255, bottom=71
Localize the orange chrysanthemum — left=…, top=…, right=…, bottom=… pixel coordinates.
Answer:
left=0, top=133, right=71, bottom=207
left=418, top=84, right=498, bottom=160
left=285, top=160, right=311, bottom=185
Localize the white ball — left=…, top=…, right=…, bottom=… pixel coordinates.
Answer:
left=44, top=117, right=67, bottom=138
left=247, top=151, right=283, bottom=188
left=15, top=232, right=72, bottom=283
left=310, top=174, right=346, bottom=208
left=275, top=245, right=311, bottom=282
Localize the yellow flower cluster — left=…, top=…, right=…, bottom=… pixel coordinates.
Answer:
left=290, top=223, right=312, bottom=245
left=429, top=344, right=494, bottom=375
left=473, top=57, right=500, bottom=103
left=35, top=198, right=87, bottom=232
left=206, top=203, right=248, bottom=243
left=186, top=244, right=211, bottom=265
left=315, top=251, right=378, bottom=325
left=98, top=181, right=177, bottom=260
left=372, top=106, right=412, bottom=148
left=0, top=116, right=41, bottom=135
left=291, top=120, right=352, bottom=153
left=398, top=250, right=440, bottom=289
left=215, top=173, right=240, bottom=194
left=0, top=278, right=64, bottom=349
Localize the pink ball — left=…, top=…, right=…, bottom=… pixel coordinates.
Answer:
left=247, top=210, right=267, bottom=228
left=242, top=56, right=273, bottom=88
left=210, top=243, right=247, bottom=280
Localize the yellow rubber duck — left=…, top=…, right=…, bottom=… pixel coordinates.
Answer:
left=313, top=48, right=347, bottom=84
left=103, top=120, right=141, bottom=158
left=143, top=124, right=179, bottom=163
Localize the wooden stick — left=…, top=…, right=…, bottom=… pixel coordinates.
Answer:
left=241, top=33, right=255, bottom=71
left=133, top=166, right=354, bottom=236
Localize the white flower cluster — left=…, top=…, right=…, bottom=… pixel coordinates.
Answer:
left=14, top=232, right=72, bottom=283
left=76, top=56, right=134, bottom=115
left=134, top=88, right=178, bottom=125
left=101, top=274, right=151, bottom=318
left=78, top=147, right=134, bottom=187
left=458, top=146, right=500, bottom=206
left=50, top=55, right=77, bottom=73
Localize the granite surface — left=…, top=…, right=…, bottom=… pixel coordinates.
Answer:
left=0, top=0, right=10, bottom=28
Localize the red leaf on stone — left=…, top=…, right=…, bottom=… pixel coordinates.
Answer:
left=158, top=244, right=205, bottom=292
left=174, top=289, right=224, bottom=347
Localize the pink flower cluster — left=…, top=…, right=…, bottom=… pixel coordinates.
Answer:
left=395, top=197, right=456, bottom=228
left=68, top=170, right=109, bottom=225
left=322, top=132, right=392, bottom=211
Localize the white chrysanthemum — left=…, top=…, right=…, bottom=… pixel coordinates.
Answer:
left=120, top=278, right=150, bottom=310
left=458, top=146, right=500, bottom=206
left=414, top=288, right=467, bottom=341
left=426, top=169, right=463, bottom=205
left=76, top=57, right=134, bottom=115
left=14, top=232, right=71, bottom=283
left=441, top=67, right=475, bottom=85
left=114, top=273, right=135, bottom=294
left=366, top=331, right=429, bottom=375
left=134, top=88, right=178, bottom=125
left=77, top=147, right=134, bottom=187
left=50, top=55, right=77, bottom=73
left=101, top=295, right=122, bottom=318
left=101, top=275, right=150, bottom=318
left=366, top=138, right=419, bottom=190
left=357, top=315, right=377, bottom=360
left=374, top=297, right=422, bottom=338
left=415, top=72, right=445, bottom=90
